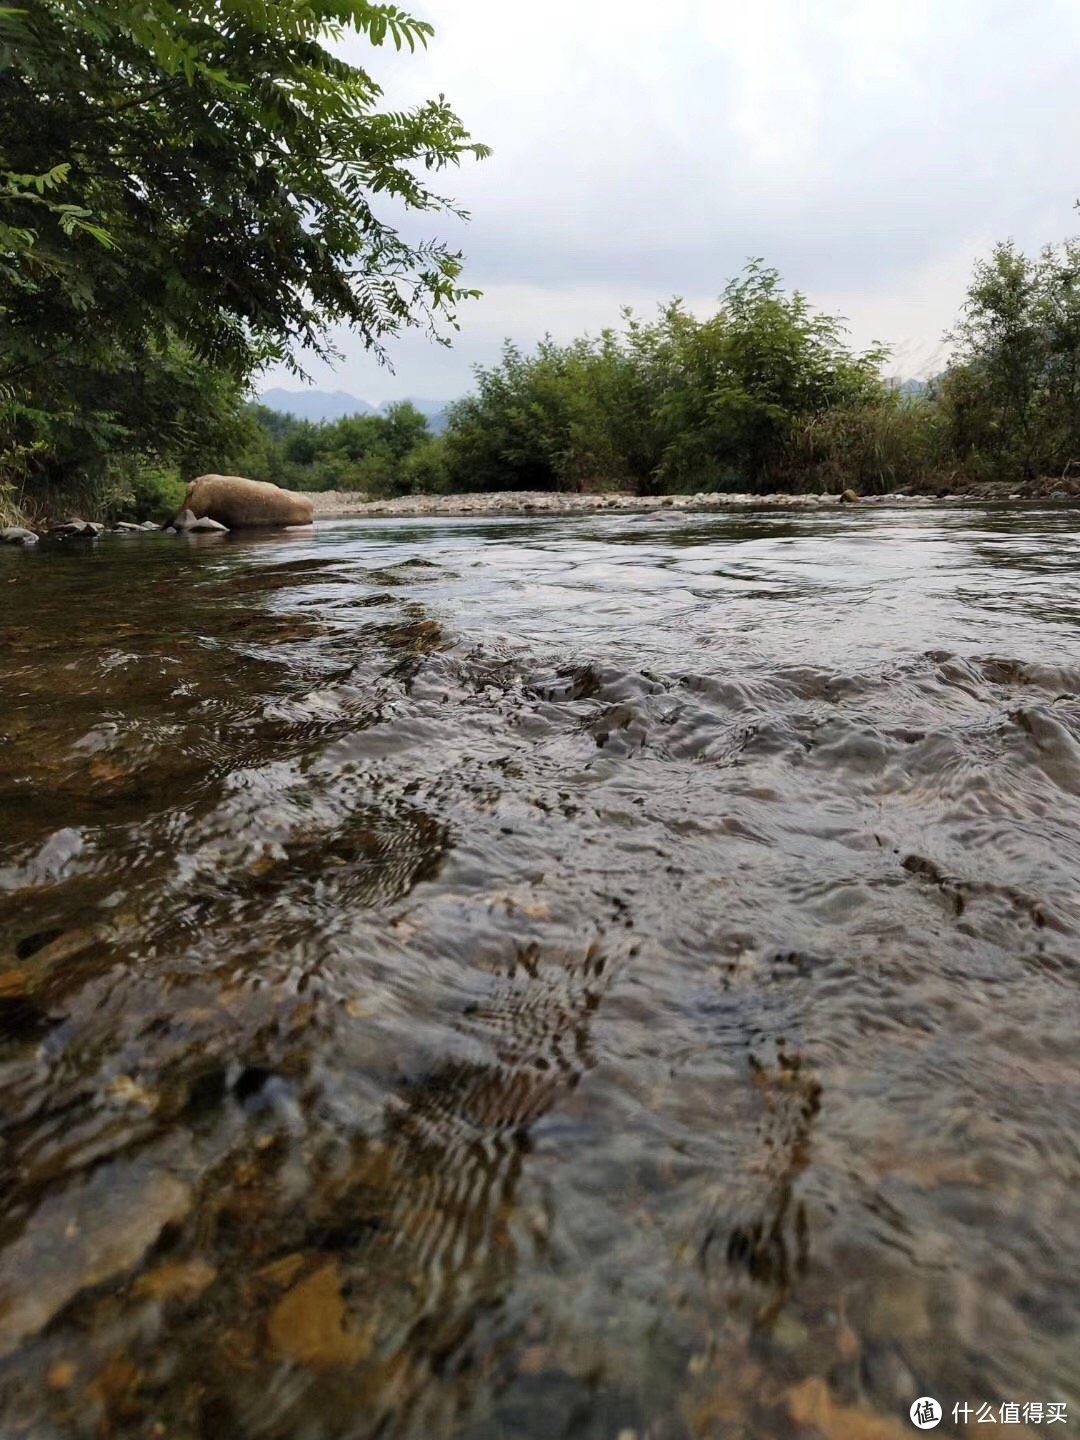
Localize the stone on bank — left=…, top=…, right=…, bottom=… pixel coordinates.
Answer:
left=166, top=509, right=230, bottom=535
left=49, top=519, right=105, bottom=537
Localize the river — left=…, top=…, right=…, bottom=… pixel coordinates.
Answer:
left=1, top=505, right=1078, bottom=1438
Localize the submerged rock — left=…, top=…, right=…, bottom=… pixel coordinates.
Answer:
left=267, top=1259, right=372, bottom=1368
left=787, top=1378, right=907, bottom=1440
left=0, top=1164, right=191, bottom=1357
left=131, top=1257, right=217, bottom=1304
left=187, top=515, right=229, bottom=533
left=0, top=526, right=38, bottom=545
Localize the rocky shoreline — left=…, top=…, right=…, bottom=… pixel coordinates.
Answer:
left=308, top=489, right=857, bottom=521
left=1, top=514, right=230, bottom=546
left=0, top=517, right=214, bottom=546
left=308, top=478, right=1079, bottom=521
left=5, top=478, right=1077, bottom=546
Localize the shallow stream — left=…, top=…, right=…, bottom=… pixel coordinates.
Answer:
left=1, top=506, right=1078, bottom=1438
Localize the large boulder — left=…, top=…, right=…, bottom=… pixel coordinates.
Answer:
left=178, top=475, right=313, bottom=530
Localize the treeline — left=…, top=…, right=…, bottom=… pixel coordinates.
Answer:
left=237, top=240, right=1080, bottom=505
left=2, top=0, right=1078, bottom=520
left=233, top=402, right=442, bottom=498
left=8, top=236, right=1080, bottom=521
left=431, top=243, right=1080, bottom=496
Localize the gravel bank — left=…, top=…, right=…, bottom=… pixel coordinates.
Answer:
left=309, top=489, right=932, bottom=520
left=309, top=478, right=1080, bottom=520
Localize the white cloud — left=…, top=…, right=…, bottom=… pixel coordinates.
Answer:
left=260, top=0, right=1080, bottom=403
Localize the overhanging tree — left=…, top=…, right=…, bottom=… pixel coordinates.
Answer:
left=0, top=0, right=489, bottom=501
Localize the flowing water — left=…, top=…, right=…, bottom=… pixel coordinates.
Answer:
left=0, top=505, right=1078, bottom=1439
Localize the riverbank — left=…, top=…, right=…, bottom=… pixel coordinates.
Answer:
left=5, top=475, right=1076, bottom=541
left=309, top=475, right=1080, bottom=520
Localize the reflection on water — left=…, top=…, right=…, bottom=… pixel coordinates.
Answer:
left=1, top=506, right=1079, bottom=1437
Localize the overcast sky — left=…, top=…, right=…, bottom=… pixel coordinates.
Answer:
left=259, top=0, right=1080, bottom=405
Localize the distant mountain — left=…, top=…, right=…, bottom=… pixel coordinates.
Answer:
left=258, top=387, right=450, bottom=433
left=887, top=377, right=932, bottom=399
left=399, top=398, right=451, bottom=435
left=258, top=388, right=376, bottom=421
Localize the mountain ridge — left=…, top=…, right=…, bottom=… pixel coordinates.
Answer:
left=258, top=387, right=450, bottom=433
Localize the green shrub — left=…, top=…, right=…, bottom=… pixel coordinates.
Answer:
left=783, top=399, right=950, bottom=493
left=111, top=462, right=186, bottom=523
left=436, top=264, right=889, bottom=495
left=399, top=437, right=452, bottom=494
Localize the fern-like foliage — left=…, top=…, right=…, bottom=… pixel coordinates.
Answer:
left=0, top=0, right=489, bottom=500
